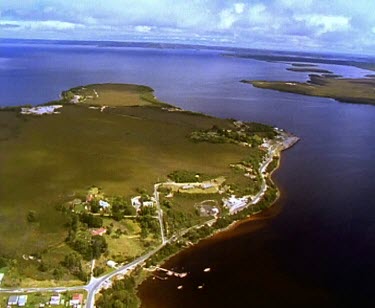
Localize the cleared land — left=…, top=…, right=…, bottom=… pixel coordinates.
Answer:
left=62, top=83, right=169, bottom=107
left=0, top=83, right=273, bottom=285
left=242, top=75, right=375, bottom=105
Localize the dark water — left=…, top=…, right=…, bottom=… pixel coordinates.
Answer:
left=1, top=44, right=375, bottom=307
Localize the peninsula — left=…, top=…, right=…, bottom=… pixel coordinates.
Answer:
left=0, top=84, right=298, bottom=307
left=242, top=74, right=375, bottom=106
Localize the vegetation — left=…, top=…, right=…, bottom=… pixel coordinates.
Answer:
left=243, top=74, right=375, bottom=105
left=168, top=170, right=202, bottom=183
left=229, top=53, right=375, bottom=72
left=190, top=123, right=275, bottom=145
left=96, top=268, right=145, bottom=308
left=62, top=83, right=171, bottom=107
left=286, top=67, right=332, bottom=73
left=0, top=83, right=274, bottom=284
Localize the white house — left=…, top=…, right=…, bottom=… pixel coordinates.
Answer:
left=0, top=273, right=4, bottom=285
left=7, top=295, right=18, bottom=306
left=223, top=195, right=248, bottom=213
left=50, top=294, right=61, bottom=305
left=143, top=201, right=154, bottom=207
left=99, top=200, right=110, bottom=209
left=131, top=196, right=142, bottom=210
left=107, top=260, right=117, bottom=268
left=17, top=295, right=28, bottom=307
left=202, top=183, right=214, bottom=189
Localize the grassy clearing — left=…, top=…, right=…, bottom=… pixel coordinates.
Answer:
left=63, top=83, right=170, bottom=107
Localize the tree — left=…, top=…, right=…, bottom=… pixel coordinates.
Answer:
left=0, top=257, right=7, bottom=268
left=90, top=200, right=100, bottom=213
left=53, top=266, right=64, bottom=280
left=27, top=210, right=37, bottom=223
left=63, top=252, right=82, bottom=273
left=92, top=236, right=108, bottom=259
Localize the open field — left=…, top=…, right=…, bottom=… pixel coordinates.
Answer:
left=242, top=75, right=375, bottom=105
left=62, top=83, right=170, bottom=107
left=0, top=83, right=271, bottom=283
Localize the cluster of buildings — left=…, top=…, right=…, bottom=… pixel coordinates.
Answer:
left=20, top=105, right=63, bottom=115
left=223, top=195, right=249, bottom=213
left=180, top=183, right=215, bottom=191
left=7, top=293, right=84, bottom=308
left=7, top=295, right=27, bottom=307
left=130, top=196, right=155, bottom=211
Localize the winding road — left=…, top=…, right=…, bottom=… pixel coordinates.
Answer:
left=0, top=133, right=298, bottom=307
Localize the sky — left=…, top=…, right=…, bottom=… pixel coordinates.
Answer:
left=1, top=0, right=375, bottom=54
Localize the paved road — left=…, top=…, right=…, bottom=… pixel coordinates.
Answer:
left=154, top=184, right=167, bottom=244
left=85, top=244, right=166, bottom=308
left=0, top=134, right=298, bottom=307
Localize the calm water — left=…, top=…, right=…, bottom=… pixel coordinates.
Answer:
left=1, top=44, right=375, bottom=307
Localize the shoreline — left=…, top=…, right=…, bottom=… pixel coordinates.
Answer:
left=0, top=83, right=300, bottom=308
left=136, top=133, right=300, bottom=302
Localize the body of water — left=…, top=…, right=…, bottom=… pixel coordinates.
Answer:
left=1, top=43, right=375, bottom=307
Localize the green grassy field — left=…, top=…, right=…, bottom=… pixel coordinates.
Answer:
left=62, top=83, right=170, bottom=107
left=243, top=75, right=375, bottom=105
left=0, top=84, right=269, bottom=283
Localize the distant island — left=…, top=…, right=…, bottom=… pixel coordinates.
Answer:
left=286, top=67, right=333, bottom=74
left=242, top=74, right=375, bottom=106
left=0, top=84, right=298, bottom=307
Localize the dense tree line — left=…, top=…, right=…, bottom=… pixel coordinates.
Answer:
left=96, top=276, right=140, bottom=308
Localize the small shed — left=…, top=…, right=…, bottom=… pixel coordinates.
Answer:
left=8, top=296, right=19, bottom=306
left=17, top=295, right=28, bottom=307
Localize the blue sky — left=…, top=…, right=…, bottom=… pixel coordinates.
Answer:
left=1, top=0, right=375, bottom=54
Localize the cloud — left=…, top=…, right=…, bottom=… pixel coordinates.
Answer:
left=294, top=14, right=351, bottom=36
left=234, top=3, right=245, bottom=14
left=134, top=25, right=152, bottom=33
left=0, top=0, right=374, bottom=54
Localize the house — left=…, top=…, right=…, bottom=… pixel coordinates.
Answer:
left=91, top=227, right=107, bottom=236
left=99, top=200, right=110, bottom=209
left=70, top=293, right=83, bottom=306
left=202, top=183, right=214, bottom=189
left=223, top=195, right=248, bottom=213
left=131, top=196, right=142, bottom=211
left=50, top=294, right=61, bottom=305
left=7, top=296, right=18, bottom=306
left=107, top=260, right=117, bottom=268
left=143, top=201, right=154, bottom=207
left=17, top=295, right=28, bottom=307
left=182, top=184, right=194, bottom=190
left=0, top=273, right=4, bottom=284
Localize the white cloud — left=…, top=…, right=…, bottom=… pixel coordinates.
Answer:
left=134, top=25, right=151, bottom=33
left=234, top=3, right=245, bottom=14
left=295, top=14, right=351, bottom=35
left=218, top=8, right=237, bottom=29
left=248, top=4, right=268, bottom=24
left=0, top=20, right=83, bottom=31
